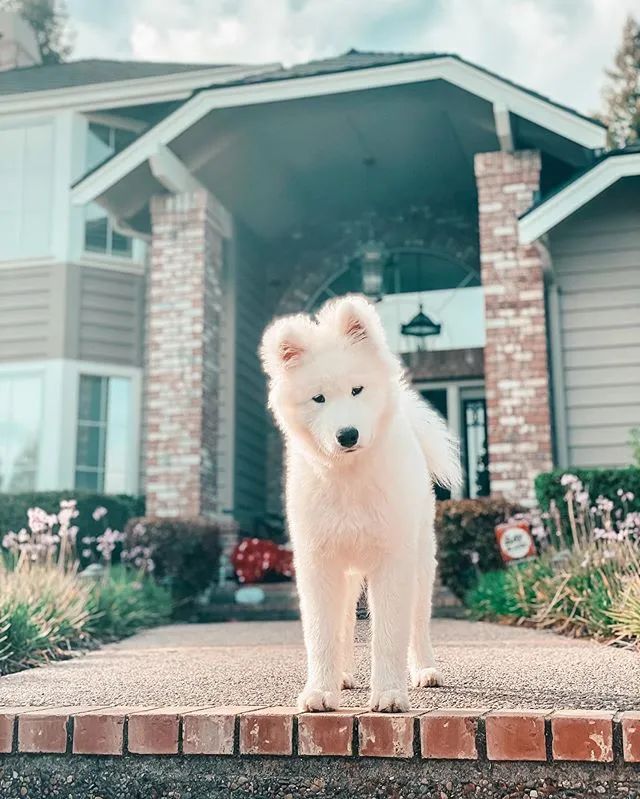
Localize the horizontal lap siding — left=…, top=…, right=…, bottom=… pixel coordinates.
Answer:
left=76, top=266, right=144, bottom=366
left=233, top=236, right=268, bottom=529
left=0, top=264, right=63, bottom=360
left=550, top=177, right=640, bottom=468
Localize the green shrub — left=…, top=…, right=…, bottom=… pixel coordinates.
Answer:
left=436, top=498, right=526, bottom=599
left=0, top=565, right=92, bottom=675
left=124, top=516, right=233, bottom=614
left=0, top=492, right=144, bottom=539
left=535, top=468, right=640, bottom=515
left=86, top=566, right=171, bottom=640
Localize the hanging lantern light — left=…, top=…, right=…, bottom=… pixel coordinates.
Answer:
left=401, top=304, right=441, bottom=342
left=358, top=239, right=387, bottom=299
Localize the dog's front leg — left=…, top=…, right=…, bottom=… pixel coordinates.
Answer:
left=368, top=553, right=414, bottom=712
left=296, top=558, right=345, bottom=712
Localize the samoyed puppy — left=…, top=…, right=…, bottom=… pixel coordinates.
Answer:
left=260, top=294, right=461, bottom=712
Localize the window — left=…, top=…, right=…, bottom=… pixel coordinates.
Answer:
left=75, top=375, right=132, bottom=492
left=0, top=373, right=42, bottom=491
left=84, top=122, right=136, bottom=258
left=463, top=398, right=490, bottom=499
left=0, top=122, right=53, bottom=261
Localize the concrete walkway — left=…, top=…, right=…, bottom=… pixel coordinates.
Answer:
left=0, top=619, right=638, bottom=709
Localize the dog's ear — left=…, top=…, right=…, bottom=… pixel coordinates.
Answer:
left=322, top=295, right=382, bottom=347
left=259, top=314, right=311, bottom=377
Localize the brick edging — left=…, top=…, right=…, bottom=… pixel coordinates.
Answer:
left=1, top=707, right=639, bottom=762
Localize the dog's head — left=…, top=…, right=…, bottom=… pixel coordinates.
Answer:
left=260, top=295, right=401, bottom=461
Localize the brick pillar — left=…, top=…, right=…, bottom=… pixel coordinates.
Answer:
left=146, top=190, right=223, bottom=518
left=474, top=150, right=553, bottom=503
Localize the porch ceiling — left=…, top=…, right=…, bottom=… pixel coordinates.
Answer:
left=173, top=81, right=494, bottom=239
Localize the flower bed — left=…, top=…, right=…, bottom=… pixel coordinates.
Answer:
left=466, top=473, right=640, bottom=645
left=1, top=500, right=170, bottom=676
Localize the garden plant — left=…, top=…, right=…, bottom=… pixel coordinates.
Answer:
left=466, top=473, right=640, bottom=645
left=0, top=500, right=170, bottom=675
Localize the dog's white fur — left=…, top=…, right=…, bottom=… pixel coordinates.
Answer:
left=260, top=295, right=461, bottom=712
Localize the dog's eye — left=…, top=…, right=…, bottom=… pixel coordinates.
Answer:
left=351, top=386, right=364, bottom=397
left=312, top=394, right=325, bottom=404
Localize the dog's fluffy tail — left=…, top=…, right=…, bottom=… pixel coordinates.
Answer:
left=406, top=389, right=463, bottom=489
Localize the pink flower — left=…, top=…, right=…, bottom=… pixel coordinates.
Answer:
left=92, top=506, right=108, bottom=521
left=27, top=507, right=56, bottom=534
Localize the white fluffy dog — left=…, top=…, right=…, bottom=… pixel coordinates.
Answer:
left=260, top=294, right=461, bottom=713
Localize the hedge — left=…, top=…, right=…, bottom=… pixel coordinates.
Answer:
left=436, top=498, right=525, bottom=599
left=124, top=516, right=235, bottom=616
left=535, top=468, right=640, bottom=514
left=0, top=492, right=144, bottom=538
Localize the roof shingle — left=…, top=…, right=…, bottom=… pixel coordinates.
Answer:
left=0, top=58, right=235, bottom=96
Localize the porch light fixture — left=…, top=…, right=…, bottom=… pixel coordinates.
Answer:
left=401, top=304, right=441, bottom=341
left=358, top=239, right=387, bottom=299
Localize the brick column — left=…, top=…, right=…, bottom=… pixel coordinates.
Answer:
left=145, top=190, right=223, bottom=518
left=474, top=150, right=553, bottom=503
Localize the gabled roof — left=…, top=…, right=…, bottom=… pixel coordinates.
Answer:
left=518, top=145, right=640, bottom=243
left=71, top=49, right=608, bottom=218
left=0, top=58, right=236, bottom=96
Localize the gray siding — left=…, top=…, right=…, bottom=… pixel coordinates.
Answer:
left=0, top=263, right=144, bottom=367
left=73, top=265, right=144, bottom=366
left=0, top=264, right=66, bottom=360
left=550, top=177, right=640, bottom=468
left=233, top=231, right=268, bottom=528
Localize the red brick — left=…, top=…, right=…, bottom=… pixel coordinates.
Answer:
left=358, top=712, right=422, bottom=758
left=128, top=707, right=209, bottom=755
left=551, top=710, right=614, bottom=762
left=298, top=710, right=361, bottom=756
left=0, top=708, right=32, bottom=753
left=621, top=712, right=640, bottom=763
left=182, top=706, right=259, bottom=755
left=73, top=707, right=153, bottom=755
left=485, top=710, right=548, bottom=761
left=420, top=709, right=483, bottom=760
left=18, top=708, right=78, bottom=753
left=239, top=708, right=294, bottom=756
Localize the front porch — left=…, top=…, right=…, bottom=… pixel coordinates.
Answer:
left=70, top=51, right=607, bottom=527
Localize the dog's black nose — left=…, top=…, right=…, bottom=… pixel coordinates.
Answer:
left=336, top=426, right=359, bottom=448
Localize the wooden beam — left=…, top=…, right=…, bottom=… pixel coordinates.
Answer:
left=149, top=144, right=205, bottom=194
left=493, top=103, right=514, bottom=152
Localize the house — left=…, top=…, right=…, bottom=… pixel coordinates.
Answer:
left=1, top=14, right=638, bottom=535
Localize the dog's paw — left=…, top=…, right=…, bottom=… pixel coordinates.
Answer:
left=411, top=667, right=442, bottom=688
left=369, top=688, right=410, bottom=713
left=341, top=672, right=356, bottom=689
left=297, top=686, right=341, bottom=712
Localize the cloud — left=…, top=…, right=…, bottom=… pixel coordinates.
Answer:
left=67, top=0, right=640, bottom=114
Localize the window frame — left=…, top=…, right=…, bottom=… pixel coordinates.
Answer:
left=72, top=366, right=140, bottom=495
left=80, top=119, right=144, bottom=266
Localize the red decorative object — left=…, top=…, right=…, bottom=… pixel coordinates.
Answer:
left=231, top=537, right=295, bottom=584
left=495, top=521, right=535, bottom=564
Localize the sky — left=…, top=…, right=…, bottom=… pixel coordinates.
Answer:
left=65, top=0, right=640, bottom=117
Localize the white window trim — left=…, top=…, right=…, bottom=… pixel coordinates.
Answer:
left=519, top=153, right=640, bottom=244
left=66, top=361, right=142, bottom=496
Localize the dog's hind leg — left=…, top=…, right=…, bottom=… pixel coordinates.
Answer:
left=408, top=525, right=442, bottom=688
left=341, top=572, right=363, bottom=689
